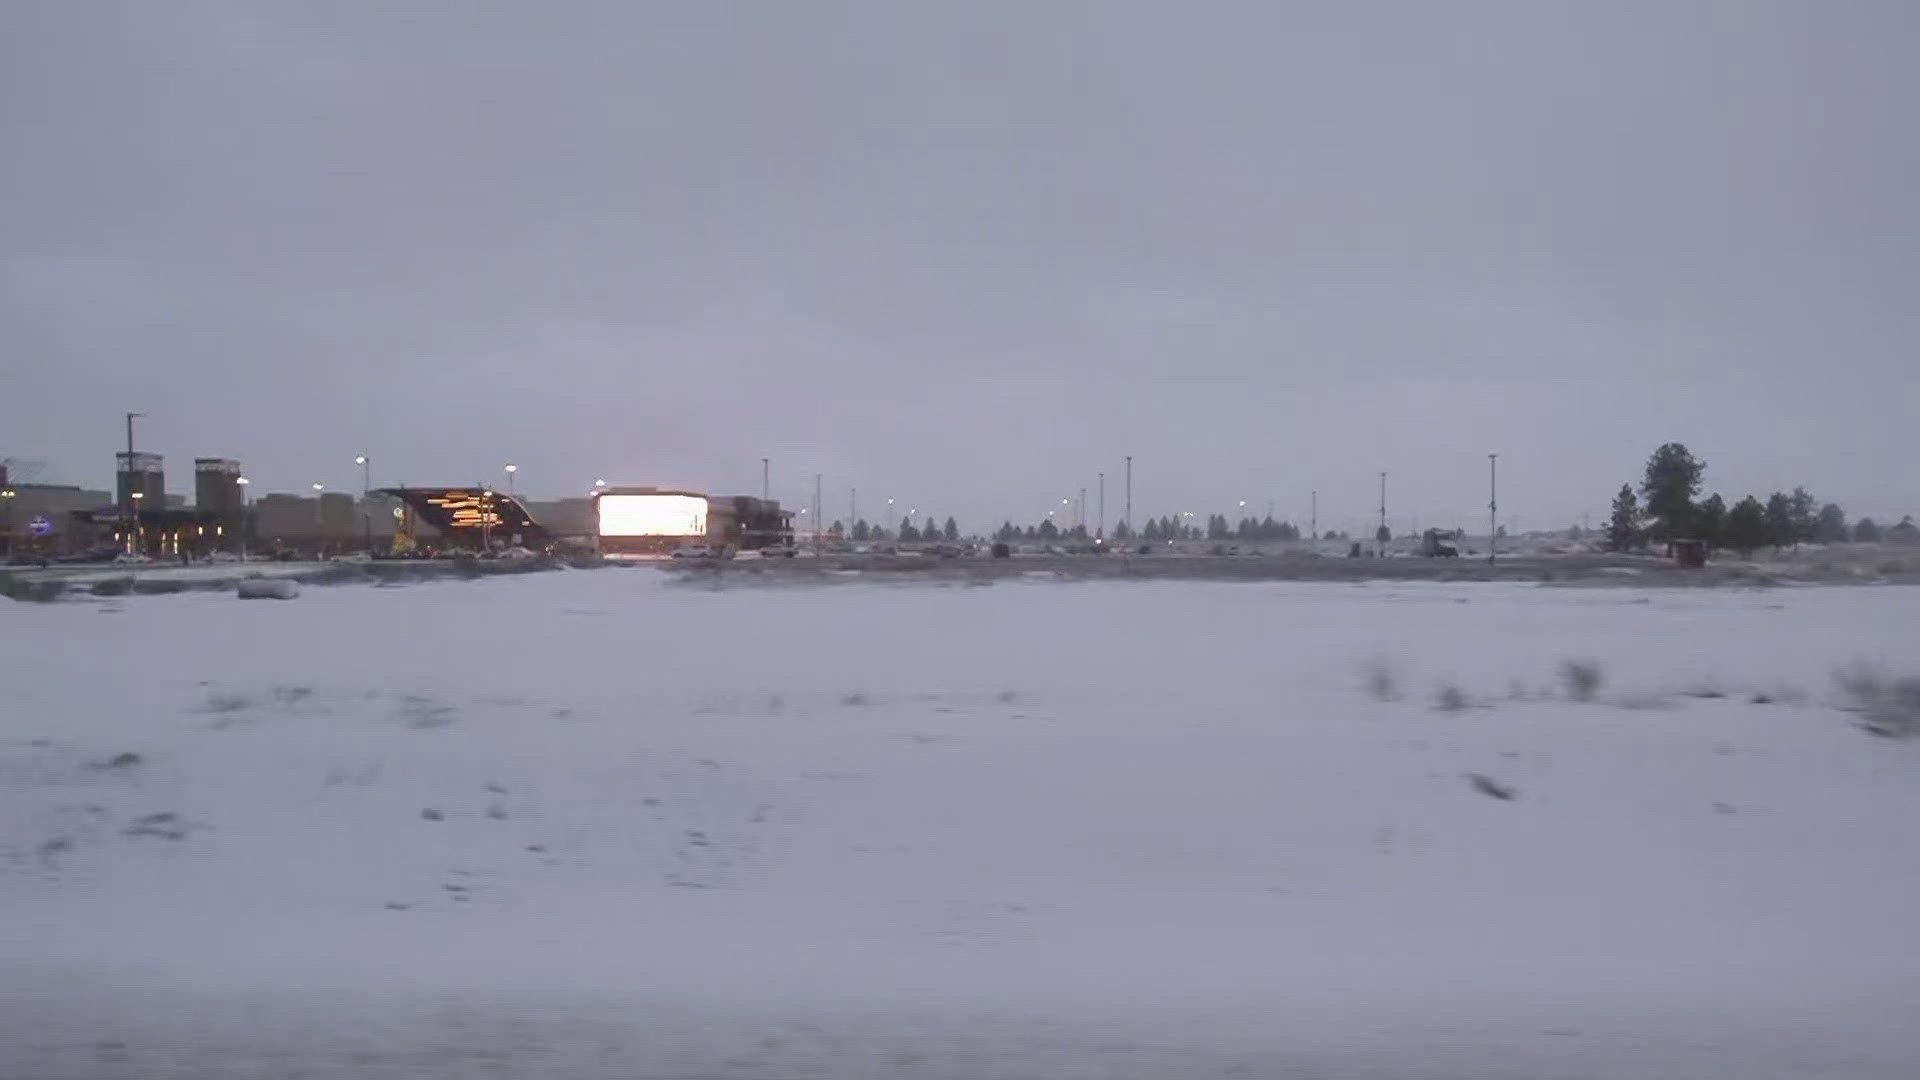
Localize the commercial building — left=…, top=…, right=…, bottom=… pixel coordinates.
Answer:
left=116, top=452, right=165, bottom=508
left=593, top=488, right=790, bottom=557
left=194, top=458, right=244, bottom=518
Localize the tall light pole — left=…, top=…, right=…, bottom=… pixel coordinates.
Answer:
left=1311, top=489, right=1318, bottom=547
left=850, top=487, right=858, bottom=537
left=123, top=411, right=145, bottom=552
left=813, top=472, right=822, bottom=553
left=1097, top=472, right=1105, bottom=541
left=311, top=482, right=325, bottom=555
left=1378, top=472, right=1388, bottom=557
left=1488, top=453, right=1499, bottom=565
left=236, top=476, right=250, bottom=560
left=762, top=458, right=770, bottom=502
left=1124, top=456, right=1132, bottom=541
left=355, top=455, right=371, bottom=554
left=504, top=463, right=517, bottom=498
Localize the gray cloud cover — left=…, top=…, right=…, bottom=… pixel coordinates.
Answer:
left=5, top=1, right=1916, bottom=532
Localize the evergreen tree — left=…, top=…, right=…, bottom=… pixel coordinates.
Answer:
left=1724, top=496, right=1768, bottom=555
left=852, top=519, right=871, bottom=542
left=1606, top=484, right=1642, bottom=551
left=1788, top=487, right=1818, bottom=547
left=1022, top=525, right=1038, bottom=540
left=1816, top=503, right=1849, bottom=544
left=898, top=516, right=918, bottom=543
left=1696, top=494, right=1727, bottom=551
left=1640, top=442, right=1706, bottom=543
left=1764, top=493, right=1793, bottom=549
left=1142, top=518, right=1159, bottom=542
left=828, top=520, right=845, bottom=539
left=943, top=517, right=960, bottom=542
left=922, top=517, right=938, bottom=541
left=1854, top=517, right=1881, bottom=543
left=1891, top=516, right=1920, bottom=544
left=1037, top=519, right=1059, bottom=540
left=996, top=521, right=1016, bottom=541
left=1113, top=519, right=1133, bottom=541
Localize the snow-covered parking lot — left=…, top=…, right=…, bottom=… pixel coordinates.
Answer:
left=5, top=572, right=1918, bottom=1078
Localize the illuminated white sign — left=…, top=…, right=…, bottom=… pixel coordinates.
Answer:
left=597, top=494, right=708, bottom=538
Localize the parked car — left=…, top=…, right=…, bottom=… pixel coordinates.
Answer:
left=758, top=544, right=797, bottom=558
left=670, top=545, right=717, bottom=559
left=112, top=552, right=153, bottom=565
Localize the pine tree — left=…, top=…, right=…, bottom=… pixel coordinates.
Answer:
left=1696, top=494, right=1727, bottom=551
left=898, top=516, right=919, bottom=543
left=1606, top=484, right=1642, bottom=551
left=1854, top=517, right=1881, bottom=543
left=1142, top=518, right=1159, bottom=542
left=853, top=519, right=871, bottom=542
left=1641, top=443, right=1706, bottom=543
left=943, top=517, right=959, bottom=542
left=1788, top=488, right=1818, bottom=547
left=1725, top=496, right=1768, bottom=555
left=1037, top=519, right=1059, bottom=540
left=1816, top=504, right=1849, bottom=544
left=1764, top=493, right=1793, bottom=549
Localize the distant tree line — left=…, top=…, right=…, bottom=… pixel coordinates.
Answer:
left=1607, top=443, right=1917, bottom=555
left=831, top=516, right=961, bottom=543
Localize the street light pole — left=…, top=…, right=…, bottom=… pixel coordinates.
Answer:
left=1124, top=456, right=1132, bottom=540
left=1311, top=489, right=1318, bottom=548
left=123, top=411, right=145, bottom=553
left=1378, top=472, right=1388, bottom=557
left=762, top=458, right=769, bottom=502
left=356, top=455, right=371, bottom=555
left=311, top=483, right=324, bottom=557
left=236, top=477, right=250, bottom=560
left=1488, top=453, right=1499, bottom=565
left=1097, top=472, right=1105, bottom=541
left=813, top=472, right=822, bottom=553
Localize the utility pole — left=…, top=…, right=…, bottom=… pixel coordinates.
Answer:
left=1078, top=487, right=1087, bottom=532
left=1311, top=489, right=1317, bottom=548
left=356, top=454, right=372, bottom=555
left=1378, top=472, right=1388, bottom=557
left=1488, top=453, right=1499, bottom=565
left=762, top=458, right=769, bottom=502
left=123, top=412, right=144, bottom=552
left=850, top=487, right=857, bottom=536
left=1124, top=456, right=1132, bottom=539
left=813, top=472, right=822, bottom=553
left=1097, top=472, right=1105, bottom=541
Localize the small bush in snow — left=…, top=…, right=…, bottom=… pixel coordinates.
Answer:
left=1834, top=665, right=1920, bottom=738
left=1560, top=659, right=1604, bottom=702
left=1433, top=683, right=1469, bottom=712
left=1361, top=657, right=1399, bottom=701
left=203, top=691, right=254, bottom=714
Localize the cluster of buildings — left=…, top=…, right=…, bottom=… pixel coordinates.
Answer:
left=1, top=454, right=789, bottom=560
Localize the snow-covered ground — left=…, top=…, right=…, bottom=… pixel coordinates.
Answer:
left=4, top=572, right=1918, bottom=1078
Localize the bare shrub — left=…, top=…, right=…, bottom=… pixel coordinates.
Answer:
left=1834, top=664, right=1920, bottom=738
left=204, top=690, right=254, bottom=714
left=1432, top=683, right=1470, bottom=712
left=1560, top=660, right=1604, bottom=702
left=1361, top=657, right=1399, bottom=701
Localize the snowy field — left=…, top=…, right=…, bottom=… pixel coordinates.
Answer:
left=4, top=572, right=1919, bottom=1078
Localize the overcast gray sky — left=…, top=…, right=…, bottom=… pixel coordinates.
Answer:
left=4, top=1, right=1916, bottom=534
